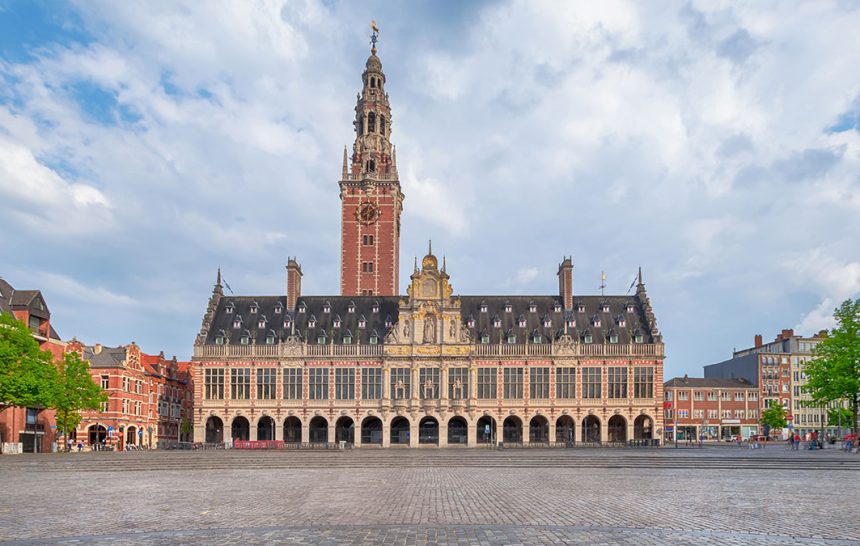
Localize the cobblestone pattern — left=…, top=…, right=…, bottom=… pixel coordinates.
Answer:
left=1, top=449, right=858, bottom=545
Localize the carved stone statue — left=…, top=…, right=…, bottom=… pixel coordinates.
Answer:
left=449, top=319, right=456, bottom=339
left=451, top=378, right=464, bottom=400
left=423, top=315, right=436, bottom=344
left=458, top=325, right=470, bottom=343
left=403, top=319, right=410, bottom=338
left=422, top=378, right=436, bottom=399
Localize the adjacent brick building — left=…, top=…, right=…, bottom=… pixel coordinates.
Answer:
left=663, top=376, right=759, bottom=442
left=0, top=277, right=65, bottom=453
left=66, top=340, right=193, bottom=449
left=705, top=329, right=848, bottom=438
left=191, top=36, right=666, bottom=448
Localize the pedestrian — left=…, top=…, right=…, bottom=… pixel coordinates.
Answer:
left=793, top=433, right=800, bottom=451
left=788, top=434, right=795, bottom=451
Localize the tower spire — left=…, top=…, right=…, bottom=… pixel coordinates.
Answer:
left=370, top=20, right=380, bottom=55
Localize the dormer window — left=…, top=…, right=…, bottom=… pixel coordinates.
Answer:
left=225, top=302, right=234, bottom=314
left=609, top=331, right=619, bottom=344
left=372, top=302, right=380, bottom=314
left=284, top=319, right=291, bottom=329
left=504, top=303, right=512, bottom=313
left=592, top=316, right=601, bottom=328
left=553, top=303, right=561, bottom=313
left=384, top=315, right=393, bottom=328
left=467, top=316, right=475, bottom=328
left=634, top=331, right=644, bottom=344
left=358, top=316, right=367, bottom=328
left=369, top=331, right=379, bottom=345
left=480, top=302, right=488, bottom=313
left=577, top=303, right=585, bottom=313
left=627, top=304, right=635, bottom=313
left=298, top=303, right=306, bottom=314
left=343, top=330, right=353, bottom=344
left=582, top=332, right=593, bottom=344
left=233, top=317, right=242, bottom=329
left=317, top=333, right=326, bottom=345
left=532, top=332, right=542, bottom=343
left=322, top=302, right=331, bottom=314
left=308, top=316, right=317, bottom=328
left=250, top=302, right=258, bottom=314
left=529, top=302, right=537, bottom=313
left=518, top=317, right=527, bottom=328
left=480, top=332, right=490, bottom=344
left=617, top=317, right=626, bottom=328
left=567, top=319, right=575, bottom=328
left=215, top=331, right=226, bottom=345
left=507, top=333, right=517, bottom=344
left=257, top=317, right=266, bottom=329
left=601, top=302, right=610, bottom=313
left=347, top=302, right=356, bottom=314
left=274, top=303, right=283, bottom=314
left=265, top=331, right=276, bottom=345
left=543, top=316, right=552, bottom=328
left=240, top=331, right=250, bottom=345
left=493, top=316, right=501, bottom=328
left=334, top=317, right=342, bottom=328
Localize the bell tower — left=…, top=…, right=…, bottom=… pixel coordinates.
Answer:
left=340, top=22, right=404, bottom=297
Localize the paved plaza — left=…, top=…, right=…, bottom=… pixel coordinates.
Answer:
left=1, top=447, right=858, bottom=545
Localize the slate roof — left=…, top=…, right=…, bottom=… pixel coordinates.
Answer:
left=0, top=277, right=59, bottom=339
left=83, top=345, right=127, bottom=368
left=664, top=377, right=756, bottom=389
left=459, top=295, right=653, bottom=344
left=204, top=295, right=400, bottom=345
left=202, top=291, right=657, bottom=346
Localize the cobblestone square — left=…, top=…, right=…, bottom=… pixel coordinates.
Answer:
left=1, top=448, right=858, bottom=545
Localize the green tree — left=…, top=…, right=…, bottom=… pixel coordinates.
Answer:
left=53, top=351, right=107, bottom=452
left=0, top=311, right=58, bottom=409
left=760, top=403, right=788, bottom=433
left=827, top=407, right=853, bottom=429
left=804, top=298, right=860, bottom=434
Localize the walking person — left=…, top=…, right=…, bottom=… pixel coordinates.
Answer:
left=793, top=433, right=800, bottom=451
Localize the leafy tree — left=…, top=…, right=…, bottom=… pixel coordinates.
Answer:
left=0, top=311, right=58, bottom=409
left=804, top=298, right=860, bottom=434
left=53, top=351, right=107, bottom=451
left=827, top=407, right=853, bottom=429
left=760, top=403, right=788, bottom=433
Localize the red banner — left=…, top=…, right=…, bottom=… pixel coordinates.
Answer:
left=234, top=440, right=285, bottom=449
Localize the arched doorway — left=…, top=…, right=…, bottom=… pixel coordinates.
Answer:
left=582, top=416, right=601, bottom=443
left=447, top=417, right=468, bottom=445
left=257, top=416, right=275, bottom=441
left=231, top=416, right=250, bottom=442
left=476, top=416, right=496, bottom=444
left=361, top=416, right=383, bottom=445
left=634, top=415, right=653, bottom=440
left=529, top=415, right=549, bottom=443
left=336, top=416, right=355, bottom=444
left=309, top=416, right=328, bottom=443
left=608, top=415, right=627, bottom=442
left=126, top=426, right=136, bottom=446
left=503, top=416, right=522, bottom=444
left=555, top=415, right=575, bottom=445
left=419, top=417, right=439, bottom=445
left=88, top=424, right=106, bottom=447
left=390, top=417, right=410, bottom=445
left=205, top=416, right=224, bottom=443
left=283, top=417, right=301, bottom=443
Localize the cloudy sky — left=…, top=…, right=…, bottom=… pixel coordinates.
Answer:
left=1, top=1, right=858, bottom=378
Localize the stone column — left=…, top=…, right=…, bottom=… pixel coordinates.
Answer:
left=409, top=420, right=419, bottom=447
left=467, top=422, right=476, bottom=447
left=574, top=416, right=582, bottom=443
left=354, top=421, right=362, bottom=448
left=439, top=420, right=448, bottom=447
left=548, top=419, right=556, bottom=443
left=301, top=423, right=309, bottom=444
left=522, top=422, right=530, bottom=445
left=275, top=419, right=283, bottom=441
left=328, top=420, right=336, bottom=444
left=382, top=421, right=390, bottom=448
left=250, top=420, right=258, bottom=441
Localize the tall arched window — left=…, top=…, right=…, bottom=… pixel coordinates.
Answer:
left=357, top=114, right=364, bottom=135
left=368, top=112, right=376, bottom=133
left=379, top=115, right=386, bottom=135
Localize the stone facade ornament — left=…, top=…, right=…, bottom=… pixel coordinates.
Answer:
left=423, top=315, right=436, bottom=344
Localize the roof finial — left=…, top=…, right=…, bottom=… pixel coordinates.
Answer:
left=638, top=266, right=643, bottom=285
left=428, top=239, right=432, bottom=256
left=600, top=271, right=606, bottom=297
left=414, top=256, right=418, bottom=273
left=216, top=267, right=222, bottom=287
left=370, top=20, right=380, bottom=55
left=342, top=145, right=348, bottom=177
left=442, top=255, right=447, bottom=272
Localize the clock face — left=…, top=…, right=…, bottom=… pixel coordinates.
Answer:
left=357, top=203, right=378, bottom=224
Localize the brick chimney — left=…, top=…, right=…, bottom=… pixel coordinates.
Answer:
left=754, top=334, right=763, bottom=348
left=557, top=257, right=573, bottom=310
left=286, top=257, right=303, bottom=310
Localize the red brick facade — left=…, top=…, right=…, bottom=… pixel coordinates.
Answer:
left=664, top=377, right=760, bottom=442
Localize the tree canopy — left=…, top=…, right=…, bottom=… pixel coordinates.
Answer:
left=0, top=311, right=58, bottom=408
left=804, top=298, right=860, bottom=434
left=54, top=351, right=107, bottom=446
left=760, top=402, right=788, bottom=432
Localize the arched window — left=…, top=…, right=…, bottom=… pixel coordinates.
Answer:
left=368, top=112, right=376, bottom=133
left=370, top=77, right=376, bottom=88
left=357, top=114, right=364, bottom=135
left=379, top=115, right=385, bottom=135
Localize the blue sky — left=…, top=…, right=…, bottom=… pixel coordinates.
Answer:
left=1, top=1, right=859, bottom=378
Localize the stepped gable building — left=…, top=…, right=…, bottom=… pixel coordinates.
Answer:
left=192, top=32, right=665, bottom=448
